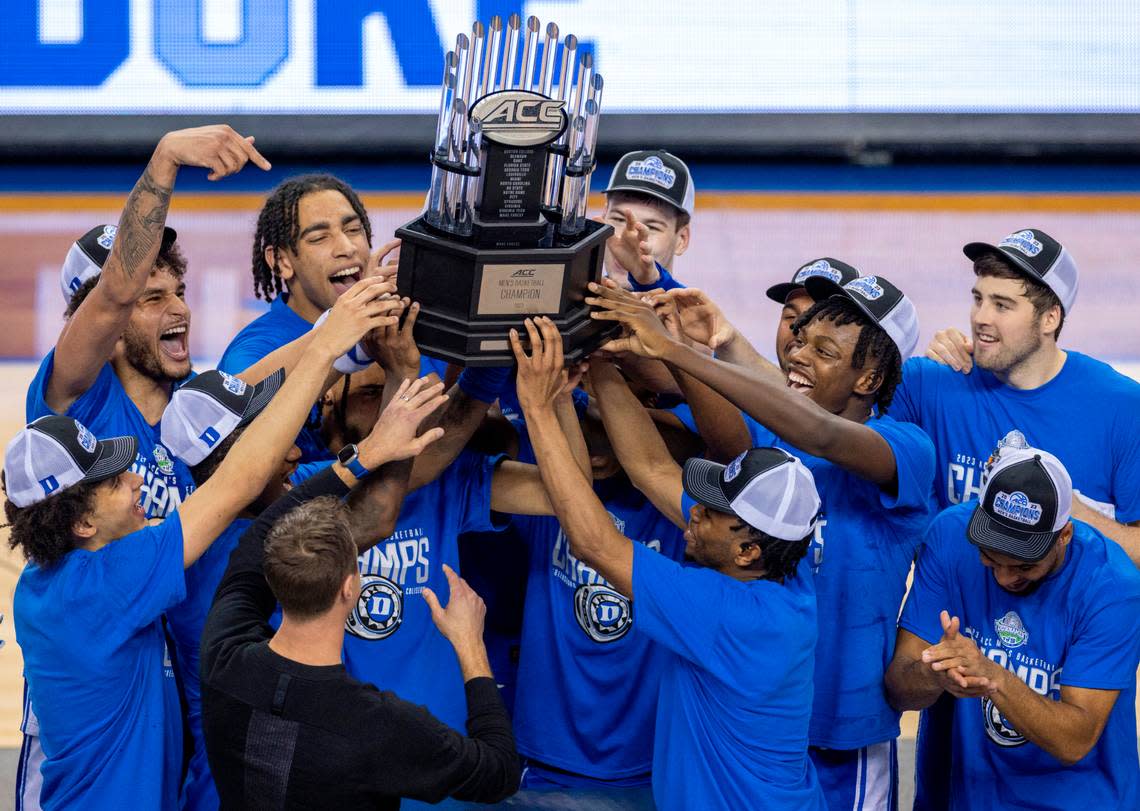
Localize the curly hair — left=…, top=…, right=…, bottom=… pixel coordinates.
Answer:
left=65, top=239, right=188, bottom=318
left=730, top=520, right=812, bottom=584
left=792, top=296, right=903, bottom=413
left=2, top=472, right=100, bottom=567
left=251, top=175, right=372, bottom=302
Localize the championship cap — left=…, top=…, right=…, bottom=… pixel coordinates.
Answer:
left=160, top=368, right=285, bottom=467
left=60, top=224, right=178, bottom=304
left=963, top=228, right=1078, bottom=314
left=967, top=443, right=1072, bottom=563
left=766, top=258, right=861, bottom=305
left=803, top=274, right=920, bottom=358
left=682, top=447, right=822, bottom=541
left=604, top=150, right=695, bottom=218
left=3, top=416, right=137, bottom=508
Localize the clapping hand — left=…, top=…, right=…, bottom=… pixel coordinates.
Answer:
left=922, top=610, right=1000, bottom=699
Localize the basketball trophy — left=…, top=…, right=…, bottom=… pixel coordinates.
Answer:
left=395, top=15, right=613, bottom=366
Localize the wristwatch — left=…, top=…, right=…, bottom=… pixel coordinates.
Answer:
left=336, top=443, right=371, bottom=478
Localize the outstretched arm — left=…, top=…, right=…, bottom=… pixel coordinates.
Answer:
left=589, top=358, right=686, bottom=529
left=178, top=278, right=394, bottom=566
left=48, top=126, right=271, bottom=413
left=513, top=318, right=634, bottom=596
left=589, top=283, right=899, bottom=488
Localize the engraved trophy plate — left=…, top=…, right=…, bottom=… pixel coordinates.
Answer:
left=395, top=14, right=615, bottom=366
left=477, top=263, right=566, bottom=315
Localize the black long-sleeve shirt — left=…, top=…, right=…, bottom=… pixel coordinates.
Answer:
left=200, top=467, right=520, bottom=809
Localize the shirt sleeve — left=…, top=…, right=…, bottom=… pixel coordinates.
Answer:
left=97, top=510, right=187, bottom=627
left=870, top=417, right=936, bottom=512
left=631, top=540, right=727, bottom=665
left=898, top=517, right=956, bottom=646
left=359, top=677, right=519, bottom=804
left=888, top=357, right=926, bottom=426
left=25, top=349, right=119, bottom=425
left=1062, top=569, right=1140, bottom=690
left=217, top=329, right=286, bottom=375
left=454, top=452, right=510, bottom=535
left=628, top=263, right=685, bottom=292
left=1109, top=397, right=1140, bottom=523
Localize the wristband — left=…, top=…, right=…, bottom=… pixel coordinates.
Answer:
left=458, top=365, right=513, bottom=404
left=313, top=309, right=373, bottom=374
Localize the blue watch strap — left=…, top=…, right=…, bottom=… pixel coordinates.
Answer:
left=345, top=455, right=370, bottom=478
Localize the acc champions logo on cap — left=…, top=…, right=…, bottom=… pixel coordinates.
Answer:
left=347, top=574, right=404, bottom=641
left=794, top=260, right=842, bottom=285
left=573, top=583, right=633, bottom=644
left=999, top=230, right=1043, bottom=257
left=625, top=156, right=676, bottom=190
left=994, top=611, right=1028, bottom=649
left=993, top=491, right=1043, bottom=525
left=219, top=372, right=247, bottom=396
left=74, top=420, right=97, bottom=453
left=847, top=276, right=885, bottom=301
left=97, top=225, right=117, bottom=250
left=724, top=452, right=745, bottom=483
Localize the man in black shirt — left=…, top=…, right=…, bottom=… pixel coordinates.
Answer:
left=200, top=377, right=521, bottom=809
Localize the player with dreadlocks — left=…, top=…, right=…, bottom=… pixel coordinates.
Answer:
left=217, top=174, right=412, bottom=465
left=587, top=274, right=935, bottom=811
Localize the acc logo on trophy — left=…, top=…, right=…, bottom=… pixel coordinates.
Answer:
left=347, top=574, right=404, bottom=640
left=574, top=583, right=633, bottom=643
left=470, top=90, right=567, bottom=147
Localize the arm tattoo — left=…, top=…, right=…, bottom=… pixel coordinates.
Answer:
left=116, top=165, right=173, bottom=281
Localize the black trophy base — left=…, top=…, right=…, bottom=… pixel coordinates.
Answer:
left=396, top=217, right=616, bottom=367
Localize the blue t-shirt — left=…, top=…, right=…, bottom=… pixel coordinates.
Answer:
left=166, top=518, right=250, bottom=811
left=892, top=353, right=1140, bottom=520
left=27, top=350, right=195, bottom=519
left=341, top=451, right=504, bottom=732
left=14, top=513, right=187, bottom=810
left=900, top=505, right=1140, bottom=811
left=673, top=406, right=936, bottom=748
left=511, top=475, right=686, bottom=780
left=631, top=514, right=825, bottom=811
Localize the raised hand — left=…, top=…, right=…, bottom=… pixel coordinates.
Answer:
left=586, top=280, right=677, bottom=359
left=605, top=207, right=657, bottom=285
left=922, top=610, right=999, bottom=698
left=511, top=317, right=569, bottom=414
left=925, top=327, right=974, bottom=373
left=356, top=375, right=447, bottom=468
left=361, top=298, right=422, bottom=381
left=662, top=287, right=737, bottom=350
left=154, top=125, right=271, bottom=182
left=311, top=277, right=401, bottom=358
left=422, top=564, right=487, bottom=650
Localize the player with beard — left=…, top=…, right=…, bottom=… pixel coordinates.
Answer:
left=886, top=443, right=1140, bottom=810
left=889, top=229, right=1140, bottom=810
left=891, top=229, right=1140, bottom=560
left=5, top=294, right=388, bottom=810
left=587, top=277, right=935, bottom=811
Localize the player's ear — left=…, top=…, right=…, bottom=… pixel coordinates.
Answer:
left=673, top=222, right=691, bottom=256
left=735, top=541, right=762, bottom=568
left=72, top=512, right=97, bottom=541
left=268, top=245, right=294, bottom=283
left=1056, top=521, right=1074, bottom=550
left=1038, top=303, right=1062, bottom=340
left=853, top=367, right=884, bottom=399
left=340, top=571, right=357, bottom=603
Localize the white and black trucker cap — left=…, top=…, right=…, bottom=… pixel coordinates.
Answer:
left=967, top=444, right=1073, bottom=563
left=682, top=447, right=822, bottom=541
left=160, top=368, right=285, bottom=467
left=767, top=257, right=861, bottom=305
left=4, top=415, right=137, bottom=508
left=604, top=150, right=694, bottom=218
left=803, top=273, right=920, bottom=359
left=61, top=223, right=178, bottom=303
left=963, top=228, right=1078, bottom=315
